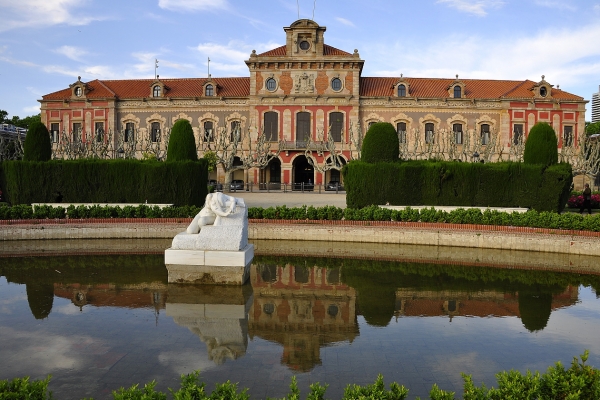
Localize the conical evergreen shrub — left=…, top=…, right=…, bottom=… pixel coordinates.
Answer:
left=167, top=119, right=198, bottom=161
left=361, top=122, right=399, bottom=163
left=523, top=122, right=558, bottom=165
left=23, top=121, right=52, bottom=161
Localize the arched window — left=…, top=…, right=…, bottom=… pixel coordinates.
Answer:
left=425, top=123, right=434, bottom=144
left=398, top=84, right=406, bottom=97
left=540, top=86, right=547, bottom=97
left=397, top=122, right=407, bottom=144
left=153, top=85, right=161, bottom=97
left=329, top=112, right=343, bottom=142
left=203, top=121, right=213, bottom=142
left=453, top=123, right=463, bottom=144
left=263, top=112, right=278, bottom=141
left=205, top=84, right=214, bottom=96
left=481, top=124, right=490, bottom=145
left=296, top=112, right=310, bottom=143
left=75, top=87, right=82, bottom=97
left=453, top=85, right=462, bottom=98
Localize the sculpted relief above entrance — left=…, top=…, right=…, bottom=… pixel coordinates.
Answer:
left=294, top=72, right=315, bottom=94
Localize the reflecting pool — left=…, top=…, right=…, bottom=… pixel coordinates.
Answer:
left=1, top=240, right=600, bottom=400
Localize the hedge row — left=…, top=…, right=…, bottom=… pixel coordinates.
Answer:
left=0, top=204, right=201, bottom=219
left=247, top=205, right=600, bottom=231
left=0, top=159, right=208, bottom=206
left=343, top=160, right=572, bottom=212
left=3, top=352, right=599, bottom=399
left=3, top=204, right=600, bottom=232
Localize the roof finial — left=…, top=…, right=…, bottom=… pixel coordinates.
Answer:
left=541, top=75, right=545, bottom=81
left=77, top=76, right=81, bottom=81
left=456, top=74, right=459, bottom=79
left=400, top=73, right=403, bottom=78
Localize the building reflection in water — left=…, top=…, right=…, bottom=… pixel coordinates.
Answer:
left=250, top=263, right=358, bottom=371
left=5, top=253, right=590, bottom=372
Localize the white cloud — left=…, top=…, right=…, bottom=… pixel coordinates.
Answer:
left=0, top=0, right=104, bottom=32
left=192, top=40, right=280, bottom=75
left=436, top=0, right=505, bottom=16
left=534, top=0, right=577, bottom=11
left=335, top=17, right=355, bottom=27
left=54, top=45, right=88, bottom=62
left=369, top=22, right=600, bottom=90
left=158, top=0, right=229, bottom=12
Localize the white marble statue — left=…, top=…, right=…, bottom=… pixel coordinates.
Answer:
left=172, top=192, right=248, bottom=251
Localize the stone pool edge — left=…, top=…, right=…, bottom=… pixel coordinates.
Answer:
left=1, top=218, right=599, bottom=256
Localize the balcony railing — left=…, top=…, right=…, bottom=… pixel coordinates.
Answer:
left=281, top=140, right=326, bottom=151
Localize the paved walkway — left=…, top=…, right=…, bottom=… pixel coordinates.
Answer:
left=226, top=191, right=347, bottom=208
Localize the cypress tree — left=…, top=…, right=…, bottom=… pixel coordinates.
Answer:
left=523, top=122, right=558, bottom=165
left=167, top=119, right=198, bottom=161
left=23, top=121, right=52, bottom=161
left=361, top=122, right=399, bottom=163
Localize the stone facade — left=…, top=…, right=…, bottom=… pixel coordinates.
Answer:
left=40, top=19, right=587, bottom=186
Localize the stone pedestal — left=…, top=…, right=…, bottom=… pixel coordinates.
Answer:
left=165, top=244, right=254, bottom=285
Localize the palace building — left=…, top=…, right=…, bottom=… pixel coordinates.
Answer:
left=39, top=19, right=587, bottom=187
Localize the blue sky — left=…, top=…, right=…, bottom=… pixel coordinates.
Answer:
left=1, top=0, right=600, bottom=120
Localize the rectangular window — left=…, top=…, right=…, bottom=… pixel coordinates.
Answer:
left=453, top=123, right=463, bottom=144
left=125, top=122, right=135, bottom=143
left=397, top=122, right=407, bottom=144
left=72, top=123, right=82, bottom=142
left=481, top=124, right=490, bottom=145
left=50, top=123, right=59, bottom=143
left=230, top=121, right=241, bottom=142
left=513, top=124, right=524, bottom=145
left=563, top=126, right=574, bottom=147
left=264, top=112, right=278, bottom=142
left=203, top=121, right=213, bottom=142
left=329, top=112, right=343, bottom=142
left=95, top=122, right=104, bottom=142
left=296, top=112, right=311, bottom=144
left=425, top=123, right=434, bottom=144
left=151, top=122, right=160, bottom=142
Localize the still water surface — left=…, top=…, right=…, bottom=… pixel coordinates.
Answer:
left=1, top=246, right=600, bottom=399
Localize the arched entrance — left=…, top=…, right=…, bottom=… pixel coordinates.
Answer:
left=260, top=158, right=281, bottom=190
left=292, top=155, right=314, bottom=191
left=324, top=156, right=347, bottom=185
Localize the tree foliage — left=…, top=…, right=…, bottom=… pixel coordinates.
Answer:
left=23, top=121, right=51, bottom=161
left=0, top=109, right=41, bottom=128
left=523, top=122, right=558, bottom=165
left=586, top=121, right=600, bottom=136
left=361, top=122, right=399, bottom=163
left=167, top=119, right=197, bottom=161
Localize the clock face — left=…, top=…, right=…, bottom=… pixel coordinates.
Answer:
left=299, top=40, right=310, bottom=50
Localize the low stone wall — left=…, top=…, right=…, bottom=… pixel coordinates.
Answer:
left=1, top=219, right=599, bottom=256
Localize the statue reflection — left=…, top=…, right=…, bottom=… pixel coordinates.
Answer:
left=249, top=263, right=358, bottom=371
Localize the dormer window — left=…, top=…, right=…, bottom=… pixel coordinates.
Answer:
left=540, top=86, right=547, bottom=97
left=398, top=84, right=406, bottom=97
left=205, top=84, right=214, bottom=96
left=454, top=86, right=462, bottom=98
left=74, top=87, right=82, bottom=97
left=153, top=85, right=161, bottom=97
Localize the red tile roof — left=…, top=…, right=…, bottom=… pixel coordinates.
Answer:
left=360, top=77, right=583, bottom=101
left=257, top=44, right=353, bottom=57
left=257, top=45, right=286, bottom=57
left=42, top=77, right=250, bottom=100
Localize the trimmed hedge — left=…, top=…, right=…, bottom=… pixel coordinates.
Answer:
left=23, top=121, right=51, bottom=162
left=0, top=159, right=208, bottom=206
left=361, top=122, right=399, bottom=163
left=167, top=119, right=198, bottom=161
left=523, top=122, right=558, bottom=166
left=343, top=160, right=572, bottom=212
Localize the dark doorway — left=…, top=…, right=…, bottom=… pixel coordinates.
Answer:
left=292, top=155, right=314, bottom=190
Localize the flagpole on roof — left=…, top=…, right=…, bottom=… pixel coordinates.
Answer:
left=208, top=57, right=211, bottom=78
left=154, top=59, right=158, bottom=80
